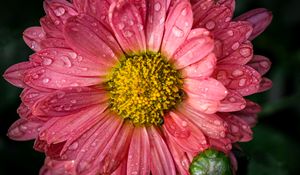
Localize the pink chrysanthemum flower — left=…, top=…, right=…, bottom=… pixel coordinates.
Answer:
left=3, top=0, right=272, bottom=174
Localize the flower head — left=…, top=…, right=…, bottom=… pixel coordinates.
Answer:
left=4, top=0, right=272, bottom=174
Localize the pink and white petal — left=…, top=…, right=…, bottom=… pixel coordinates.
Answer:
left=221, top=113, right=253, bottom=142
left=127, top=127, right=150, bottom=175
left=165, top=136, right=190, bottom=175
left=40, top=38, right=69, bottom=49
left=3, top=61, right=36, bottom=88
left=148, top=126, right=176, bottom=175
left=23, top=27, right=46, bottom=51
left=182, top=53, right=216, bottom=78
left=257, top=77, right=272, bottom=93
left=161, top=1, right=193, bottom=57
left=7, top=119, right=44, bottom=141
left=44, top=0, right=77, bottom=30
left=39, top=157, right=76, bottom=175
left=178, top=103, right=228, bottom=140
left=214, top=64, right=261, bottom=96
left=164, top=112, right=208, bottom=153
left=214, top=21, right=253, bottom=58
left=64, top=16, right=119, bottom=67
left=40, top=16, right=64, bottom=38
left=23, top=67, right=103, bottom=89
left=218, top=90, right=246, bottom=112
left=73, top=0, right=112, bottom=30
left=172, top=29, right=214, bottom=69
left=74, top=114, right=123, bottom=174
left=32, top=87, right=108, bottom=117
left=146, top=0, right=168, bottom=51
left=31, top=48, right=109, bottom=77
left=247, top=55, right=271, bottom=75
left=218, top=41, right=253, bottom=65
left=100, top=122, right=134, bottom=174
left=194, top=5, right=232, bottom=31
left=109, top=1, right=146, bottom=53
left=184, top=78, right=227, bottom=101
left=235, top=8, right=273, bottom=40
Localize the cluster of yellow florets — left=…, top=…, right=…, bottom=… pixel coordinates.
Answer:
left=106, top=52, right=184, bottom=126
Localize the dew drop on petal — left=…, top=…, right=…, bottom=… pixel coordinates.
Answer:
left=124, top=30, right=133, bottom=37
left=227, top=30, right=234, bottom=36
left=214, top=120, right=222, bottom=125
left=68, top=142, right=79, bottom=150
left=42, top=78, right=50, bottom=84
left=61, top=56, right=72, bottom=67
left=118, top=23, right=125, bottom=30
left=229, top=97, right=236, bottom=102
left=181, top=8, right=188, bottom=16
left=70, top=99, right=77, bottom=104
left=238, top=78, right=247, bottom=87
left=239, top=48, right=251, bottom=57
left=54, top=7, right=66, bottom=17
left=260, top=61, right=269, bottom=68
left=205, top=20, right=216, bottom=30
left=231, top=42, right=240, bottom=50
left=172, top=26, right=184, bottom=37
left=232, top=69, right=244, bottom=77
left=43, top=58, right=53, bottom=65
left=154, top=2, right=161, bottom=11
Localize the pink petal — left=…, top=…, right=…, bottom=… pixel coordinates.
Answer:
left=247, top=55, right=271, bottom=75
left=112, top=160, right=127, bottom=175
left=220, top=113, right=253, bottom=142
left=146, top=0, right=168, bottom=51
left=31, top=48, right=109, bottom=77
left=127, top=127, right=150, bottom=175
left=208, top=137, right=232, bottom=153
left=3, top=61, right=35, bottom=88
left=257, top=77, right=272, bottom=93
left=72, top=0, right=112, bottom=30
left=165, top=136, right=190, bottom=175
left=194, top=5, right=232, bottom=31
left=40, top=38, right=68, bottom=49
left=172, top=28, right=214, bottom=69
left=178, top=103, right=228, bottom=140
left=164, top=112, right=208, bottom=153
left=43, top=0, right=77, bottom=30
left=214, top=21, right=253, bottom=58
left=161, top=1, right=193, bottom=57
left=148, top=126, right=176, bottom=175
left=17, top=103, right=32, bottom=119
left=214, top=64, right=262, bottom=96
left=39, top=157, right=76, bottom=175
left=64, top=16, right=119, bottom=67
left=129, top=0, right=147, bottom=23
left=218, top=90, right=247, bottom=112
left=109, top=1, right=146, bottom=53
left=32, top=87, right=108, bottom=117
left=235, top=8, right=273, bottom=40
left=100, top=123, right=134, bottom=174
left=40, top=16, right=64, bottom=38
left=234, top=100, right=261, bottom=127
left=7, top=119, right=44, bottom=141
left=23, top=27, right=46, bottom=51
left=74, top=115, right=123, bottom=174
left=184, top=78, right=227, bottom=101
left=23, top=67, right=103, bottom=89
left=218, top=41, right=253, bottom=65
left=182, top=53, right=216, bottom=78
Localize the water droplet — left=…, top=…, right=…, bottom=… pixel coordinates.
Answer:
left=238, top=78, right=247, bottom=87
left=68, top=142, right=79, bottom=150
left=231, top=42, right=240, bottom=50
left=54, top=20, right=60, bottom=25
left=42, top=78, right=50, bottom=84
left=137, top=24, right=144, bottom=31
left=118, top=23, right=125, bottom=30
left=54, top=7, right=66, bottom=17
left=10, top=127, right=21, bottom=136
left=260, top=61, right=269, bottom=68
left=225, top=17, right=231, bottom=22
left=214, top=120, right=222, bottom=125
left=231, top=125, right=239, bottom=133
left=154, top=2, right=161, bottom=11
left=61, top=56, right=72, bottom=67
left=181, top=8, right=188, bottom=16
left=124, top=30, right=133, bottom=37
left=229, top=97, right=236, bottom=102
left=70, top=83, right=79, bottom=87
left=19, top=125, right=28, bottom=132
left=69, top=52, right=77, bottom=59
left=70, top=99, right=77, bottom=104
left=43, top=58, right=53, bottom=65
left=78, top=161, right=89, bottom=173
left=172, top=26, right=184, bottom=37
left=181, top=121, right=188, bottom=127
left=227, top=30, right=234, bottom=36
left=205, top=21, right=216, bottom=30
left=159, top=17, right=165, bottom=24
left=57, top=92, right=66, bottom=99
left=128, top=20, right=134, bottom=26
left=239, top=47, right=251, bottom=57
left=232, top=69, right=244, bottom=77
left=220, top=131, right=226, bottom=137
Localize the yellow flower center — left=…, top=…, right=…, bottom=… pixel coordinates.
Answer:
left=106, top=52, right=184, bottom=126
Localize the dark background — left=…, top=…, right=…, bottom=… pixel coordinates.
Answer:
left=0, top=0, right=300, bottom=174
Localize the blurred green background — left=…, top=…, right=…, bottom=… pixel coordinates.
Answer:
left=0, top=0, right=300, bottom=174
